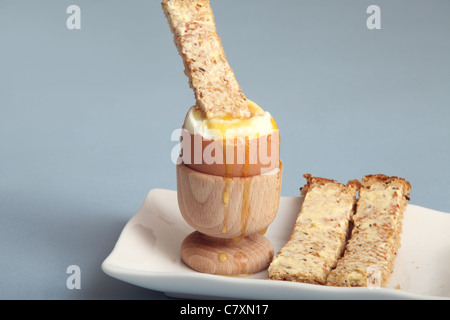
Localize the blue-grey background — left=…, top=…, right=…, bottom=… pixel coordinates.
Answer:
left=0, top=0, right=449, bottom=299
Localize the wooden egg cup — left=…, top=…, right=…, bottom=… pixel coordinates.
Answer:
left=176, top=162, right=282, bottom=275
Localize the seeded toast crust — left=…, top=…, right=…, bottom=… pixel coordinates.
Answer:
left=161, top=0, right=250, bottom=119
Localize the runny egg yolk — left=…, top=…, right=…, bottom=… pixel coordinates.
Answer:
left=184, top=100, right=278, bottom=140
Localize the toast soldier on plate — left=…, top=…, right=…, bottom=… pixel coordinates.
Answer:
left=269, top=174, right=360, bottom=284
left=326, top=174, right=411, bottom=287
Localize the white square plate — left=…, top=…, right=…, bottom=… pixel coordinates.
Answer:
left=102, top=189, right=450, bottom=299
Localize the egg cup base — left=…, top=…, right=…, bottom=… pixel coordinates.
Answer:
left=181, top=231, right=274, bottom=275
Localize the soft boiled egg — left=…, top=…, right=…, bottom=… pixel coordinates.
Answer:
left=179, top=100, right=280, bottom=177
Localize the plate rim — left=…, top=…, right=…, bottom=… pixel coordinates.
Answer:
left=102, top=188, right=450, bottom=300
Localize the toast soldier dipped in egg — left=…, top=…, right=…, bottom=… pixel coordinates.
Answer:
left=162, top=0, right=282, bottom=275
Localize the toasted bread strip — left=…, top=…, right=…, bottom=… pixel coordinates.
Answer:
left=161, top=0, right=250, bottom=119
left=268, top=174, right=360, bottom=285
left=326, top=174, right=411, bottom=287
